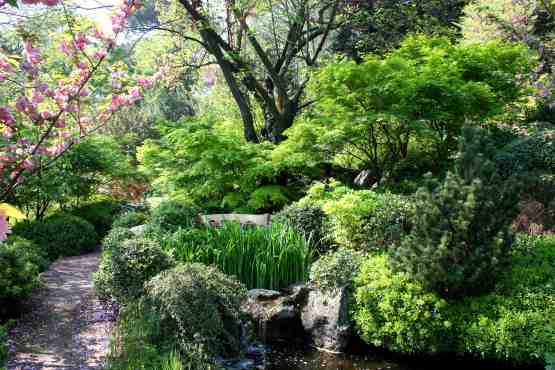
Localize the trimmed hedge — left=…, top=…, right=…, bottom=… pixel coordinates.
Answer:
left=12, top=214, right=98, bottom=260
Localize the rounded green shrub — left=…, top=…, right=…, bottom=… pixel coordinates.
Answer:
left=101, top=227, right=136, bottom=252
left=144, top=263, right=247, bottom=357
left=94, top=237, right=174, bottom=302
left=112, top=211, right=148, bottom=229
left=150, top=200, right=199, bottom=232
left=12, top=214, right=98, bottom=260
left=310, top=248, right=362, bottom=293
left=5, top=236, right=49, bottom=272
left=353, top=255, right=453, bottom=354
left=273, top=204, right=330, bottom=254
left=300, top=182, right=414, bottom=251
left=71, top=200, right=121, bottom=237
left=0, top=240, right=41, bottom=317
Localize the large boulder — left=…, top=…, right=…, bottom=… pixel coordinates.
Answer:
left=301, top=286, right=352, bottom=352
left=241, top=286, right=308, bottom=343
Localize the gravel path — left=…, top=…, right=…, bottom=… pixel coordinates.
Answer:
left=7, top=252, right=117, bottom=370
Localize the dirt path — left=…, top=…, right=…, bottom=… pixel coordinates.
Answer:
left=6, top=252, right=117, bottom=370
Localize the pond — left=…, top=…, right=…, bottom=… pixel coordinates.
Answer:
left=262, top=342, right=543, bottom=370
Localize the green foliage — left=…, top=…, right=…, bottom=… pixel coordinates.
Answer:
left=353, top=235, right=555, bottom=366
left=11, top=136, right=133, bottom=220
left=112, top=211, right=149, bottom=229
left=149, top=199, right=199, bottom=233
left=138, top=116, right=295, bottom=213
left=353, top=255, right=453, bottom=354
left=0, top=239, right=41, bottom=310
left=144, top=263, right=247, bottom=357
left=106, top=301, right=215, bottom=370
left=94, top=238, right=174, bottom=302
left=310, top=248, right=362, bottom=293
left=5, top=236, right=49, bottom=273
left=71, top=200, right=121, bottom=237
left=333, top=0, right=468, bottom=57
left=246, top=185, right=291, bottom=213
left=0, top=323, right=7, bottom=369
left=12, top=214, right=98, bottom=260
left=101, top=227, right=136, bottom=252
left=164, top=222, right=311, bottom=290
left=299, top=181, right=414, bottom=251
left=391, top=125, right=523, bottom=297
left=285, top=36, right=533, bottom=183
left=273, top=203, right=330, bottom=254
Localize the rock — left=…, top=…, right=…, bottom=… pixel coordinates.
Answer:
left=129, top=224, right=148, bottom=237
left=301, top=286, right=352, bottom=352
left=241, top=285, right=308, bottom=343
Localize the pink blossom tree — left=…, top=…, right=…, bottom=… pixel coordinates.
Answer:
left=0, top=0, right=166, bottom=240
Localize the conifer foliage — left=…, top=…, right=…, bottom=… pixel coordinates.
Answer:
left=391, top=126, right=522, bottom=298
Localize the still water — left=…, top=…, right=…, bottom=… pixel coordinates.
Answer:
left=263, top=344, right=543, bottom=370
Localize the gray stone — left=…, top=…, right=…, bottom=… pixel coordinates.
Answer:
left=129, top=224, right=148, bottom=237
left=241, top=286, right=306, bottom=343
left=301, top=286, right=352, bottom=352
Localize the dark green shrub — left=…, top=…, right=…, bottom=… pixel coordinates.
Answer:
left=71, top=200, right=121, bottom=237
left=94, top=238, right=174, bottom=302
left=0, top=323, right=7, bottom=368
left=5, top=236, right=49, bottom=272
left=309, top=248, right=362, bottom=293
left=353, top=236, right=555, bottom=366
left=106, top=301, right=214, bottom=370
left=150, top=200, right=199, bottom=232
left=145, top=263, right=247, bottom=358
left=390, top=126, right=522, bottom=298
left=112, top=211, right=148, bottom=229
left=12, top=214, right=98, bottom=260
left=166, top=222, right=310, bottom=290
left=0, top=241, right=41, bottom=317
left=273, top=204, right=330, bottom=254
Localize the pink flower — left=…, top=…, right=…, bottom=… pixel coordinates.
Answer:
left=93, top=49, right=108, bottom=60
left=0, top=107, right=15, bottom=125
left=0, top=59, right=11, bottom=71
left=24, top=40, right=42, bottom=65
left=0, top=211, right=11, bottom=242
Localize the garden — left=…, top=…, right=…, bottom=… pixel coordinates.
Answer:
left=0, top=0, right=554, bottom=369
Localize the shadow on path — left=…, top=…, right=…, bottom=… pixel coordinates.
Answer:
left=7, top=252, right=116, bottom=370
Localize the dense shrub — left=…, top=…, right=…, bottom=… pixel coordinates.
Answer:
left=353, top=235, right=555, bottom=366
left=112, top=211, right=149, bottom=229
left=0, top=240, right=41, bottom=317
left=299, top=181, right=414, bottom=251
left=71, top=200, right=121, bottom=237
left=144, top=263, right=247, bottom=357
left=353, top=255, right=453, bottom=354
left=273, top=204, right=330, bottom=254
left=12, top=214, right=98, bottom=260
left=165, top=222, right=310, bottom=290
left=0, top=323, right=7, bottom=369
left=5, top=236, right=49, bottom=272
left=94, top=238, right=174, bottom=302
left=310, top=248, right=362, bottom=293
left=150, top=200, right=199, bottom=232
left=391, top=126, right=522, bottom=297
left=106, top=301, right=214, bottom=370
left=101, top=227, right=136, bottom=252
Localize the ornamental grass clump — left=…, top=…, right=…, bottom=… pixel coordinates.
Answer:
left=165, top=222, right=311, bottom=290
